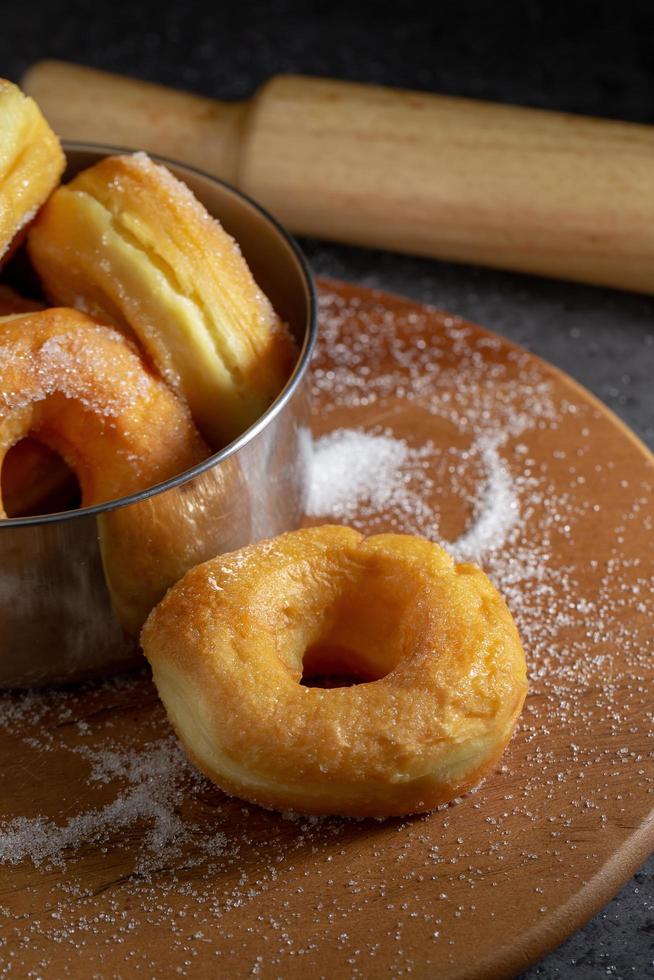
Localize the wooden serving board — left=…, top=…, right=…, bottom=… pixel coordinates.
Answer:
left=1, top=279, right=653, bottom=979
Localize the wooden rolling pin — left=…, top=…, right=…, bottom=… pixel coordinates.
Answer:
left=22, top=60, right=654, bottom=294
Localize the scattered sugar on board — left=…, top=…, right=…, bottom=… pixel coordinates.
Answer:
left=306, top=427, right=520, bottom=562
left=0, top=286, right=652, bottom=977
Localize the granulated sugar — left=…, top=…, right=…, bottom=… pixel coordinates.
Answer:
left=0, top=737, right=228, bottom=871
left=451, top=436, right=520, bottom=561
left=0, top=284, right=652, bottom=977
left=307, top=429, right=410, bottom=521
left=307, top=427, right=520, bottom=562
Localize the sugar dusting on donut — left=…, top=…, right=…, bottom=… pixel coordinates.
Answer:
left=0, top=286, right=651, bottom=974
left=0, top=319, right=152, bottom=418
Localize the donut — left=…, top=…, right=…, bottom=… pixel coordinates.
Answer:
left=0, top=79, right=64, bottom=263
left=0, top=307, right=209, bottom=519
left=0, top=287, right=77, bottom=516
left=141, top=525, right=528, bottom=817
left=27, top=152, right=297, bottom=448
left=1, top=438, right=78, bottom=517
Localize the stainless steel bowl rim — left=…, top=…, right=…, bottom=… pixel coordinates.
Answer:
left=2, top=141, right=318, bottom=529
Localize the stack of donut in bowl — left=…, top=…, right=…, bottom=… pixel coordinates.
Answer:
left=0, top=79, right=527, bottom=818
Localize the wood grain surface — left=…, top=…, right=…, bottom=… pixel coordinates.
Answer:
left=0, top=280, right=652, bottom=979
left=23, top=60, right=654, bottom=295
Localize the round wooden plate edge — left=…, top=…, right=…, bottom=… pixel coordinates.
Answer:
left=473, top=812, right=654, bottom=980
left=317, top=278, right=654, bottom=979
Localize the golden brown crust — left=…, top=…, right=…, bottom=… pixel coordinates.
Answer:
left=0, top=79, right=64, bottom=263
left=0, top=307, right=209, bottom=517
left=0, top=288, right=75, bottom=516
left=27, top=152, right=297, bottom=448
left=141, top=525, right=528, bottom=817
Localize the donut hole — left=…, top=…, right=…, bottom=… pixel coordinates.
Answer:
left=295, top=556, right=426, bottom=689
left=301, top=643, right=386, bottom=688
left=2, top=438, right=81, bottom=517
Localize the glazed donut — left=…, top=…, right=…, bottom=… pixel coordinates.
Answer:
left=28, top=152, right=297, bottom=448
left=141, top=525, right=528, bottom=817
left=0, top=307, right=209, bottom=519
left=0, top=79, right=64, bottom=263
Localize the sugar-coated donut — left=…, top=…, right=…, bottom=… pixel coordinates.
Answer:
left=27, top=152, right=297, bottom=448
left=0, top=287, right=77, bottom=516
left=1, top=438, right=78, bottom=517
left=0, top=308, right=209, bottom=518
left=141, top=525, right=528, bottom=817
left=0, top=79, right=64, bottom=262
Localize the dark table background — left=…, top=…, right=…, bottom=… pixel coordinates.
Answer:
left=2, top=1, right=653, bottom=976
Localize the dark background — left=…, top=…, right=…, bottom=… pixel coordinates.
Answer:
left=2, top=1, right=653, bottom=976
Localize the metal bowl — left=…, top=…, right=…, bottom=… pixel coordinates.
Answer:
left=0, top=143, right=317, bottom=687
